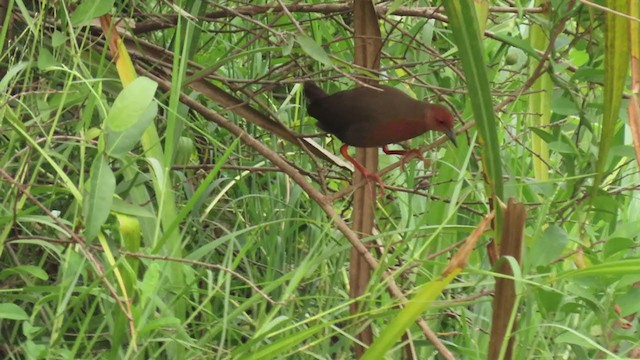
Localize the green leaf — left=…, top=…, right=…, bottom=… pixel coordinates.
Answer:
left=569, top=48, right=589, bottom=67
left=83, top=154, right=115, bottom=242
left=489, top=32, right=540, bottom=60
left=105, top=76, right=158, bottom=132
left=535, top=287, right=563, bottom=314
left=282, top=35, right=294, bottom=56
left=571, top=68, right=604, bottom=83
left=528, top=127, right=555, bottom=144
left=548, top=141, right=576, bottom=154
left=609, top=145, right=635, bottom=158
left=111, top=198, right=155, bottom=218
left=138, top=317, right=182, bottom=334
left=615, top=287, right=640, bottom=317
left=611, top=220, right=640, bottom=239
left=0, top=62, right=28, bottom=92
left=552, top=95, right=579, bottom=116
left=0, top=265, right=48, bottom=281
left=603, top=237, right=634, bottom=258
left=555, top=331, right=598, bottom=349
left=387, top=0, right=404, bottom=14
left=105, top=101, right=157, bottom=157
left=593, top=1, right=630, bottom=193
left=117, top=213, right=141, bottom=253
left=559, top=259, right=640, bottom=279
left=443, top=0, right=503, bottom=233
left=140, top=262, right=160, bottom=308
left=0, top=303, right=29, bottom=320
left=51, top=31, right=67, bottom=47
left=528, top=225, right=569, bottom=268
left=296, top=35, right=332, bottom=66
left=591, top=193, right=618, bottom=228
left=174, top=136, right=195, bottom=165
left=70, top=0, right=115, bottom=26
left=37, top=48, right=57, bottom=69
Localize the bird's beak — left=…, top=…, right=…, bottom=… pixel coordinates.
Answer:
left=445, top=129, right=457, bottom=147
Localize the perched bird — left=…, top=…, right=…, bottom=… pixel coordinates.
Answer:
left=303, top=81, right=456, bottom=191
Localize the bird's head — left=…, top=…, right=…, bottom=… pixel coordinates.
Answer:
left=426, top=104, right=457, bottom=146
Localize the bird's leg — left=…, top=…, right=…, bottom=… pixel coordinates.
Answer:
left=382, top=145, right=431, bottom=171
left=340, top=144, right=385, bottom=194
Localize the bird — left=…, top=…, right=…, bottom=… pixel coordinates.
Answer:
left=303, top=81, right=456, bottom=192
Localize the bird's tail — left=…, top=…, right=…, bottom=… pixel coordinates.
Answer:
left=303, top=81, right=327, bottom=102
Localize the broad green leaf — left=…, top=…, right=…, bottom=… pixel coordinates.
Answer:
left=609, top=145, right=635, bottom=158
left=615, top=287, right=640, bottom=316
left=111, top=198, right=155, bottom=218
left=174, top=136, right=195, bottom=165
left=105, top=76, right=158, bottom=132
left=473, top=0, right=489, bottom=33
left=117, top=213, right=141, bottom=253
left=552, top=95, right=580, bottom=116
left=548, top=141, right=576, bottom=154
left=0, top=303, right=28, bottom=320
left=83, top=155, right=115, bottom=242
left=37, top=48, right=57, bottom=69
left=105, top=101, right=157, bottom=157
left=140, top=262, right=160, bottom=308
left=569, top=48, right=589, bottom=67
left=51, top=31, right=67, bottom=47
left=603, top=237, right=634, bottom=258
left=591, top=193, right=618, bottom=229
left=535, top=287, right=563, bottom=314
left=70, top=0, right=115, bottom=26
left=489, top=32, right=540, bottom=60
left=387, top=0, right=404, bottom=15
left=571, top=68, right=604, bottom=83
left=555, top=331, right=598, bottom=349
left=528, top=127, right=554, bottom=144
left=528, top=225, right=569, bottom=268
left=296, top=35, right=332, bottom=66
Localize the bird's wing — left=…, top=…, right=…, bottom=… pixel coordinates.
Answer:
left=308, top=87, right=390, bottom=131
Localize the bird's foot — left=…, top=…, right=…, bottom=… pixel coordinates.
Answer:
left=361, top=170, right=386, bottom=196
left=383, top=146, right=431, bottom=171
left=341, top=145, right=386, bottom=196
left=400, top=149, right=431, bottom=171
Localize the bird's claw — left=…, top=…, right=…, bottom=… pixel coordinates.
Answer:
left=364, top=172, right=386, bottom=197
left=399, top=149, right=431, bottom=171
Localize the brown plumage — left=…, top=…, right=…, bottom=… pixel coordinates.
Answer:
left=303, top=81, right=456, bottom=192
left=304, top=81, right=456, bottom=148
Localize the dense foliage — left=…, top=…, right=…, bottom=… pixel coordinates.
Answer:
left=1, top=1, right=638, bottom=358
